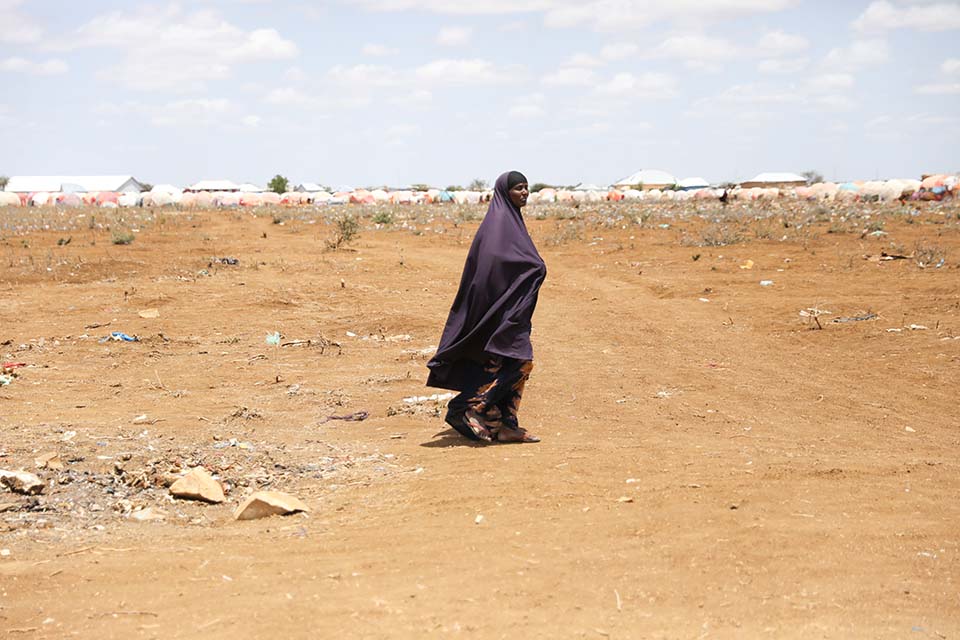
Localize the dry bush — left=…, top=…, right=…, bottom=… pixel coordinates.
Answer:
left=914, top=240, right=947, bottom=268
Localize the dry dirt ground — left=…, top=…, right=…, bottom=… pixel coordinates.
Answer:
left=1, top=201, right=958, bottom=639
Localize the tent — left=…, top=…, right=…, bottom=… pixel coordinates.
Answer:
left=613, top=169, right=676, bottom=190
left=678, top=177, right=710, bottom=191
left=740, top=172, right=806, bottom=189
left=0, top=191, right=22, bottom=206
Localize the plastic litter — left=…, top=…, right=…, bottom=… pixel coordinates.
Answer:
left=759, top=280, right=774, bottom=286
left=265, top=332, right=281, bottom=346
left=99, top=331, right=139, bottom=343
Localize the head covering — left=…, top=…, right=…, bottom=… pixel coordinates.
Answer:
left=426, top=172, right=547, bottom=391
left=507, top=171, right=528, bottom=190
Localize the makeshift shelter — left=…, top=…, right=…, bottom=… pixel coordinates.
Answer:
left=295, top=182, right=325, bottom=193
left=96, top=191, right=119, bottom=205
left=613, top=169, right=676, bottom=191
left=186, top=180, right=239, bottom=192
left=238, top=183, right=266, bottom=193
left=4, top=175, right=144, bottom=194
left=118, top=192, right=142, bottom=207
left=0, top=191, right=22, bottom=206
left=678, top=177, right=710, bottom=191
left=740, top=172, right=806, bottom=189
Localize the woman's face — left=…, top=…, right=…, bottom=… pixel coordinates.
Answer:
left=508, top=182, right=529, bottom=208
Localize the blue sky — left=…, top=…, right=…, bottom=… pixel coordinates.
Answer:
left=1, top=0, right=958, bottom=188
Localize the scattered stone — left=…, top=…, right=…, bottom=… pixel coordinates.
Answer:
left=138, top=308, right=160, bottom=319
left=474, top=514, right=484, bottom=524
left=130, top=507, right=167, bottom=522
left=617, top=496, right=634, bottom=503
left=234, top=491, right=308, bottom=520
left=0, top=470, right=45, bottom=495
left=34, top=453, right=64, bottom=471
left=169, top=468, right=225, bottom=503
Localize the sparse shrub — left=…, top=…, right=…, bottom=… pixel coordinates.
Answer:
left=326, top=214, right=360, bottom=250
left=111, top=230, right=135, bottom=245
left=542, top=221, right=584, bottom=247
left=372, top=211, right=393, bottom=225
left=914, top=240, right=947, bottom=268
left=684, top=223, right=743, bottom=247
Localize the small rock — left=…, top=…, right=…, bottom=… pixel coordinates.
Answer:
left=905, top=426, right=916, bottom=433
left=132, top=414, right=150, bottom=424
left=138, top=308, right=160, bottom=319
left=169, top=468, right=225, bottom=503
left=617, top=496, right=634, bottom=503
left=475, top=514, right=484, bottom=524
left=35, top=453, right=64, bottom=471
left=0, top=470, right=45, bottom=495
left=130, top=507, right=166, bottom=522
left=234, top=491, right=308, bottom=520
left=0, top=549, right=9, bottom=557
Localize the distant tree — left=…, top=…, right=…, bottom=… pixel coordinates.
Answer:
left=467, top=178, right=489, bottom=191
left=801, top=170, right=824, bottom=186
left=409, top=183, right=431, bottom=192
left=268, top=174, right=289, bottom=194
left=0, top=176, right=8, bottom=190
left=530, top=183, right=553, bottom=193
left=445, top=185, right=463, bottom=191
left=140, top=182, right=154, bottom=192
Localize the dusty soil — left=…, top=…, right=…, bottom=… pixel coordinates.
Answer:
left=1, top=202, right=958, bottom=639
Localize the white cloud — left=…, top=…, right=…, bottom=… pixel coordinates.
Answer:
left=854, top=0, right=960, bottom=31
left=942, top=58, right=960, bottom=74
left=389, top=89, right=433, bottom=107
left=349, top=0, right=553, bottom=14
left=0, top=57, right=68, bottom=75
left=150, top=98, right=231, bottom=127
left=541, top=67, right=596, bottom=86
left=284, top=66, right=306, bottom=82
left=564, top=52, right=603, bottom=67
left=757, top=57, right=809, bottom=74
left=362, top=43, right=399, bottom=56
left=823, top=39, right=889, bottom=70
left=437, top=26, right=472, bottom=46
left=544, top=0, right=796, bottom=31
left=327, top=63, right=398, bottom=87
left=62, top=5, right=297, bottom=91
left=915, top=83, right=960, bottom=95
left=265, top=87, right=317, bottom=105
left=806, top=73, right=855, bottom=92
left=600, top=42, right=639, bottom=60
left=0, top=0, right=43, bottom=44
left=756, top=30, right=809, bottom=56
left=595, top=72, right=677, bottom=98
left=652, top=33, right=742, bottom=70
left=508, top=93, right=546, bottom=118
left=415, top=58, right=499, bottom=84
left=241, top=115, right=262, bottom=127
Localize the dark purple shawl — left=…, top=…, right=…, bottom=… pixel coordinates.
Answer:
left=426, top=172, right=547, bottom=391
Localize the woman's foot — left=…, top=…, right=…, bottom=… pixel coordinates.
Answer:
left=462, top=410, right=493, bottom=443
left=496, top=426, right=540, bottom=443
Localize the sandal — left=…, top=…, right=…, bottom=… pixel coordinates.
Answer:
left=462, top=410, right=493, bottom=443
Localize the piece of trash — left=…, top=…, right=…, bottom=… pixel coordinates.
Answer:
left=402, top=393, right=455, bottom=404
left=234, top=491, right=308, bottom=520
left=617, top=496, right=634, bottom=503
left=0, top=375, right=12, bottom=386
left=886, top=328, right=902, bottom=333
left=319, top=411, right=369, bottom=424
left=1, top=362, right=26, bottom=370
left=132, top=414, right=150, bottom=424
left=0, top=549, right=9, bottom=557
left=345, top=331, right=357, bottom=337
left=739, top=259, right=754, bottom=270
left=130, top=507, right=166, bottom=522
left=698, top=297, right=710, bottom=303
left=212, top=438, right=254, bottom=450
left=265, top=331, right=281, bottom=346
left=211, top=257, right=239, bottom=266
left=0, top=470, right=45, bottom=495
left=169, top=468, right=225, bottom=504
left=907, top=324, right=928, bottom=331
left=60, top=431, right=77, bottom=442
left=138, top=309, right=160, bottom=319
left=759, top=280, right=774, bottom=287
left=474, top=514, right=484, bottom=524
left=905, top=426, right=916, bottom=433
left=100, top=331, right=139, bottom=343
left=655, top=390, right=673, bottom=399
left=832, top=313, right=877, bottom=323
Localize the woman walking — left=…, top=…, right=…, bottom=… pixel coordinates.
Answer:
left=426, top=171, right=546, bottom=443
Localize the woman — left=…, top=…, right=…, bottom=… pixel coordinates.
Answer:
left=426, top=171, right=546, bottom=444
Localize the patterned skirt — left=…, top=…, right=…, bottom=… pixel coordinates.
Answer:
left=445, top=355, right=533, bottom=441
